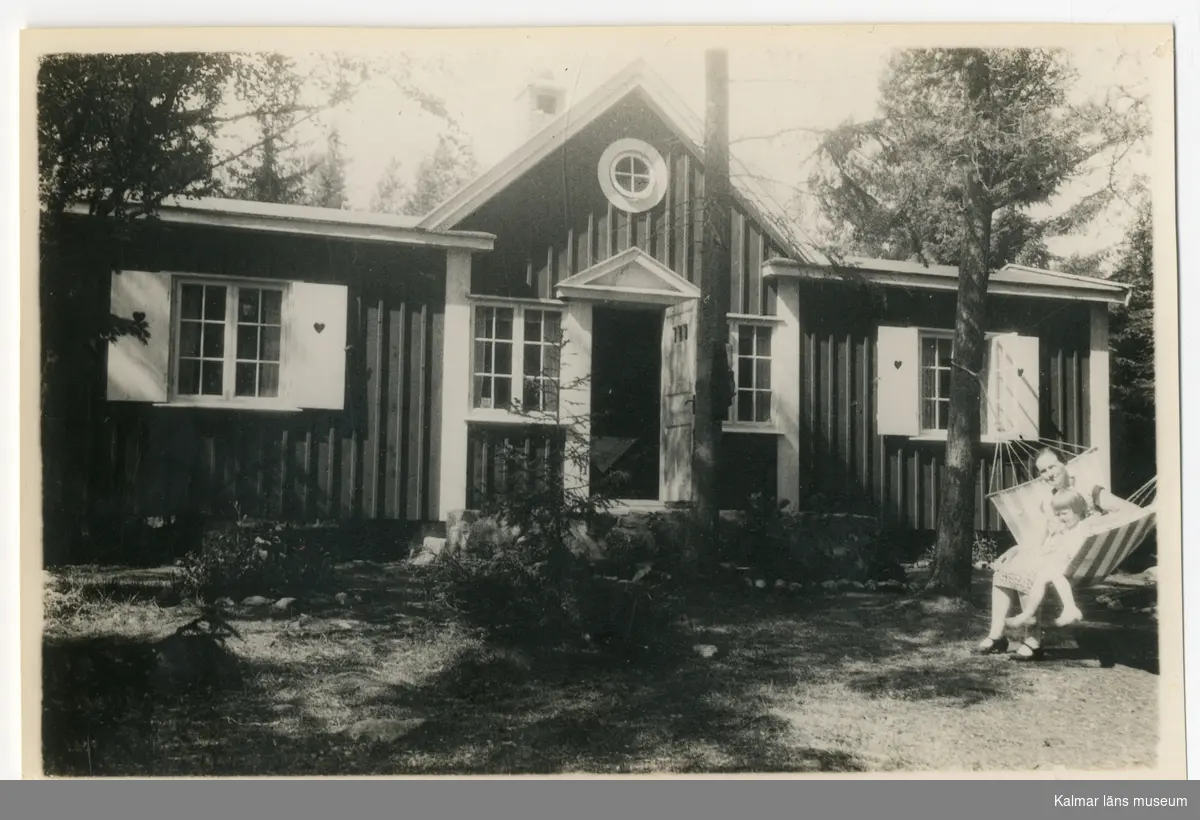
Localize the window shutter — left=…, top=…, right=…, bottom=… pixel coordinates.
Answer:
left=285, top=281, right=349, bottom=410
left=107, top=269, right=172, bottom=402
left=875, top=325, right=920, bottom=436
left=1005, top=334, right=1040, bottom=440
left=989, top=333, right=1040, bottom=440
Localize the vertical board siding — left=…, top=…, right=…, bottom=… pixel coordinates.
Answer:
left=77, top=227, right=445, bottom=525
left=462, top=99, right=782, bottom=319
left=798, top=293, right=1093, bottom=532
left=466, top=424, right=565, bottom=509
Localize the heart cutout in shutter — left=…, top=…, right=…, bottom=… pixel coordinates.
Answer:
left=894, top=360, right=902, bottom=369
left=1017, top=368, right=1024, bottom=377
left=314, top=322, right=325, bottom=334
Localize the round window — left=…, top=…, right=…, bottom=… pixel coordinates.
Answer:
left=597, top=139, right=668, bottom=213
left=611, top=153, right=653, bottom=197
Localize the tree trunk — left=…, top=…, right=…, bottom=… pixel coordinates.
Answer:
left=925, top=52, right=996, bottom=599
left=926, top=172, right=993, bottom=597
left=689, top=48, right=731, bottom=576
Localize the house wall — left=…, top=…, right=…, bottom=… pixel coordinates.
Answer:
left=460, top=94, right=786, bottom=318
left=449, top=92, right=1098, bottom=529
left=794, top=282, right=1094, bottom=531
left=48, top=220, right=447, bottom=528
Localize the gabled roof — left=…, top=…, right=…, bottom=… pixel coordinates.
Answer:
left=555, top=246, right=701, bottom=304
left=64, top=197, right=496, bottom=252
left=763, top=256, right=1131, bottom=305
left=418, top=60, right=819, bottom=265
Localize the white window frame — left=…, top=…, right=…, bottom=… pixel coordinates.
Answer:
left=596, top=138, right=669, bottom=215
left=468, top=297, right=564, bottom=425
left=168, top=274, right=294, bottom=410
left=913, top=327, right=999, bottom=441
left=610, top=152, right=655, bottom=200
left=724, top=318, right=778, bottom=432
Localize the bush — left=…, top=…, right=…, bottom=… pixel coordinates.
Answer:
left=718, top=493, right=903, bottom=585
left=174, top=521, right=334, bottom=603
left=433, top=512, right=677, bottom=651
left=915, top=530, right=1016, bottom=568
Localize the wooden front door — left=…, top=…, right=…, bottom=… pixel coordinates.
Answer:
left=660, top=299, right=698, bottom=502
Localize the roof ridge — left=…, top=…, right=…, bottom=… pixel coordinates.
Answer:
left=416, top=59, right=820, bottom=265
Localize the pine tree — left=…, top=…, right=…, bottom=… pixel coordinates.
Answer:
left=304, top=127, right=350, bottom=209
left=401, top=133, right=480, bottom=216
left=369, top=156, right=409, bottom=215
left=812, top=48, right=1148, bottom=596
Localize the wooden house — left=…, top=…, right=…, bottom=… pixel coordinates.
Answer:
left=66, top=61, right=1130, bottom=542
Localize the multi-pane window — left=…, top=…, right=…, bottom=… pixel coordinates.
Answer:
left=472, top=304, right=562, bottom=415
left=919, top=331, right=992, bottom=433
left=522, top=310, right=561, bottom=412
left=732, top=323, right=772, bottom=423
left=176, top=281, right=283, bottom=400
left=919, top=333, right=954, bottom=431
left=611, top=153, right=652, bottom=197
left=473, top=306, right=514, bottom=410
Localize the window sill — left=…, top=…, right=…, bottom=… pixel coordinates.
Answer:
left=722, top=422, right=778, bottom=435
left=153, top=400, right=304, bottom=413
left=908, top=430, right=1030, bottom=445
left=468, top=409, right=562, bottom=426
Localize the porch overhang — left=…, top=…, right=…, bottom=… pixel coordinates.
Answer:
left=554, top=246, right=700, bottom=305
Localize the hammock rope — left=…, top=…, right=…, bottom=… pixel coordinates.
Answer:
left=984, top=444, right=1158, bottom=589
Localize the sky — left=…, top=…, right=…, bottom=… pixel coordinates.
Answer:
left=235, top=29, right=1160, bottom=267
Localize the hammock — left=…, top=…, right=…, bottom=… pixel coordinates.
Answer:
left=984, top=440, right=1158, bottom=588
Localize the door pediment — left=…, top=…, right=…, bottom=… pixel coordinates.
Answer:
left=556, top=247, right=701, bottom=305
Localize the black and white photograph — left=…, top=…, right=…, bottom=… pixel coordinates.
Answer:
left=19, top=24, right=1184, bottom=777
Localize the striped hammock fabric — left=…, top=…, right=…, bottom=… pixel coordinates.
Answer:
left=1061, top=503, right=1158, bottom=587
left=986, top=448, right=1157, bottom=587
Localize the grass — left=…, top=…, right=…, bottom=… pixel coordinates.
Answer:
left=40, top=559, right=1160, bottom=776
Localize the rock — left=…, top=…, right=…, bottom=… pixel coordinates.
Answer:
left=850, top=581, right=865, bottom=590
left=242, top=595, right=271, bottom=607
left=1140, top=566, right=1157, bottom=585
left=774, top=579, right=787, bottom=589
left=693, top=644, right=718, bottom=659
left=274, top=597, right=297, bottom=612
left=409, top=550, right=436, bottom=567
left=566, top=520, right=605, bottom=562
left=334, top=592, right=349, bottom=606
left=216, top=597, right=236, bottom=609
left=754, top=579, right=767, bottom=589
left=408, top=536, right=446, bottom=566
left=445, top=509, right=482, bottom=553
left=864, top=580, right=878, bottom=591
left=787, top=582, right=802, bottom=592
left=344, top=718, right=426, bottom=744
left=154, top=587, right=181, bottom=607
left=821, top=580, right=838, bottom=591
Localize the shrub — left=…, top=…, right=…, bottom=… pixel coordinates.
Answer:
left=915, top=530, right=1016, bottom=568
left=718, top=493, right=903, bottom=585
left=173, top=521, right=334, bottom=603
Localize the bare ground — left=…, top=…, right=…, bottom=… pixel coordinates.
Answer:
left=39, top=561, right=1160, bottom=776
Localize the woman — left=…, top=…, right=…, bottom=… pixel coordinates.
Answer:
left=976, top=448, right=1120, bottom=660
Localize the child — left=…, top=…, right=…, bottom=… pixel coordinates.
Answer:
left=1005, top=489, right=1091, bottom=628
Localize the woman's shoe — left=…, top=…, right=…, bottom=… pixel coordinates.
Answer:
left=977, top=636, right=1009, bottom=654
left=1012, top=637, right=1046, bottom=662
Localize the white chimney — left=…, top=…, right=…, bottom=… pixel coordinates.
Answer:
left=515, top=70, right=567, bottom=139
